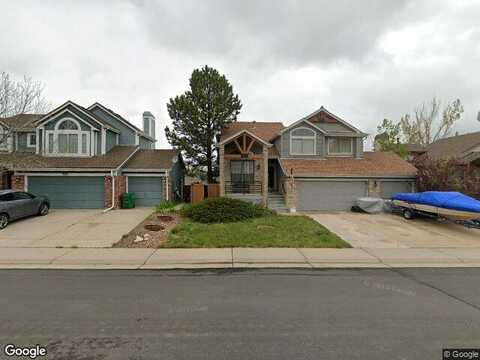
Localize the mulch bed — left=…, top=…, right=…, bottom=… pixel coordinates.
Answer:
left=112, top=212, right=182, bottom=248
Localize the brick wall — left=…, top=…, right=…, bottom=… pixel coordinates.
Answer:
left=11, top=175, right=25, bottom=191
left=368, top=179, right=381, bottom=197
left=104, top=175, right=126, bottom=209
left=284, top=177, right=297, bottom=212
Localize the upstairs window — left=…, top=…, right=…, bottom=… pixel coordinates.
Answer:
left=290, top=127, right=316, bottom=155
left=46, top=117, right=90, bottom=156
left=328, top=137, right=353, bottom=155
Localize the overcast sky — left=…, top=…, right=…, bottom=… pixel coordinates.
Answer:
left=1, top=0, right=479, bottom=149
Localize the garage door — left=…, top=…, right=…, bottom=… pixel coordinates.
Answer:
left=128, top=176, right=164, bottom=207
left=297, top=180, right=367, bottom=211
left=381, top=181, right=413, bottom=199
left=29, top=176, right=104, bottom=209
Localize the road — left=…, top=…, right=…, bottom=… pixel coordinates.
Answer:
left=1, top=268, right=480, bottom=360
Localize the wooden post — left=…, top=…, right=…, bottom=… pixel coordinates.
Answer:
left=262, top=145, right=268, bottom=206
left=219, top=144, right=225, bottom=196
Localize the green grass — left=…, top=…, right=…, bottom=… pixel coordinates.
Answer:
left=163, top=215, right=350, bottom=248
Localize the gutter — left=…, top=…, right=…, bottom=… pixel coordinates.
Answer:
left=103, top=146, right=141, bottom=213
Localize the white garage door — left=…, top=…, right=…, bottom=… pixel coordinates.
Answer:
left=297, top=180, right=367, bottom=211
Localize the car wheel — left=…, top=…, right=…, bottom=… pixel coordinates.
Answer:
left=39, top=203, right=49, bottom=216
left=0, top=213, right=9, bottom=229
left=403, top=209, right=415, bottom=220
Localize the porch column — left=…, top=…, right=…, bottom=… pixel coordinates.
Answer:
left=262, top=145, right=268, bottom=206
left=219, top=143, right=225, bottom=196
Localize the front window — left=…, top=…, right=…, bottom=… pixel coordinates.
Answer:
left=230, top=160, right=254, bottom=193
left=290, top=127, right=316, bottom=155
left=27, top=133, right=36, bottom=148
left=45, top=118, right=90, bottom=156
left=328, top=138, right=353, bottom=155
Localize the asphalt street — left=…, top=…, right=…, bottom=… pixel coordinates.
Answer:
left=1, top=268, right=480, bottom=360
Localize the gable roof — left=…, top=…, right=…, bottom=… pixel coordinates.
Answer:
left=220, top=122, right=284, bottom=144
left=280, top=152, right=417, bottom=178
left=0, top=145, right=138, bottom=171
left=424, top=132, right=480, bottom=162
left=88, top=102, right=156, bottom=142
left=0, top=114, right=44, bottom=130
left=124, top=149, right=179, bottom=170
left=34, top=100, right=118, bottom=132
left=282, top=106, right=367, bottom=136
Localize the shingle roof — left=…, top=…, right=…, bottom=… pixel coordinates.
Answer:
left=220, top=122, right=284, bottom=143
left=0, top=114, right=44, bottom=130
left=124, top=149, right=178, bottom=169
left=0, top=145, right=137, bottom=170
left=424, top=132, right=480, bottom=161
left=404, top=143, right=426, bottom=153
left=280, top=152, right=417, bottom=177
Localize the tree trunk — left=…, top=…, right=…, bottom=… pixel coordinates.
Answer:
left=206, top=147, right=213, bottom=183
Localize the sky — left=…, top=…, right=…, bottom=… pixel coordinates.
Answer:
left=1, top=0, right=480, bottom=149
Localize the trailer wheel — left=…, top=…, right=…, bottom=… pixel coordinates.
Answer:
left=403, top=209, right=415, bottom=220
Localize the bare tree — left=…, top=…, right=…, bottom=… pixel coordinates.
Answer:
left=400, top=97, right=464, bottom=146
left=0, top=71, right=50, bottom=149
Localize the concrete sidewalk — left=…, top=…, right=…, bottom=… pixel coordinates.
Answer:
left=1, top=247, right=480, bottom=269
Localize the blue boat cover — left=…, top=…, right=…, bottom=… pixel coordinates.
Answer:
left=392, top=191, right=480, bottom=213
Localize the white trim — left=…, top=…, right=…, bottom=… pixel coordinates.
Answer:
left=101, top=127, right=107, bottom=155
left=125, top=173, right=167, bottom=177
left=26, top=133, right=36, bottom=148
left=37, top=108, right=96, bottom=130
left=281, top=118, right=327, bottom=134
left=135, top=133, right=140, bottom=146
left=24, top=175, right=28, bottom=191
left=88, top=102, right=141, bottom=133
left=125, top=176, right=128, bottom=192
left=44, top=117, right=91, bottom=157
left=165, top=170, right=169, bottom=201
left=116, top=133, right=120, bottom=145
left=35, top=128, right=40, bottom=154
left=290, top=127, right=316, bottom=156
left=218, top=129, right=273, bottom=146
left=35, top=101, right=106, bottom=130
left=327, top=137, right=353, bottom=156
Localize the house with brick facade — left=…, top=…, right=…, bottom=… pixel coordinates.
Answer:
left=218, top=107, right=417, bottom=212
left=0, top=101, right=184, bottom=209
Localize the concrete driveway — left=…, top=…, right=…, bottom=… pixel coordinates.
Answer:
left=308, top=212, right=480, bottom=248
left=0, top=208, right=153, bottom=248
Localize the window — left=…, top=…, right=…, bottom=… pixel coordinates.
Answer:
left=27, top=133, right=36, bottom=148
left=328, top=138, right=353, bottom=155
left=45, top=117, right=90, bottom=156
left=231, top=160, right=255, bottom=189
left=13, top=192, right=34, bottom=200
left=290, top=127, right=316, bottom=155
left=0, top=193, right=14, bottom=202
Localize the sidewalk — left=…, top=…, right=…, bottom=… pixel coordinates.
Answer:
left=1, top=247, right=480, bottom=269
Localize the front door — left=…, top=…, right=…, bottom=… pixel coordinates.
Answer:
left=268, top=165, right=276, bottom=191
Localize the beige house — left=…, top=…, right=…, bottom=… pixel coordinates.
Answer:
left=218, top=107, right=417, bottom=212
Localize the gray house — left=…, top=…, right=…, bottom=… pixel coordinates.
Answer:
left=0, top=101, right=184, bottom=209
left=219, top=107, right=417, bottom=212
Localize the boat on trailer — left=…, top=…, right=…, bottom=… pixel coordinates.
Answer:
left=392, top=191, right=480, bottom=221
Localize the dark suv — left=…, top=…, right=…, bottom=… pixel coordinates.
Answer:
left=0, top=190, right=50, bottom=229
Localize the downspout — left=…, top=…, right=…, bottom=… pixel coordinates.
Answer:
left=103, top=146, right=141, bottom=213
left=165, top=169, right=169, bottom=201
left=103, top=169, right=116, bottom=213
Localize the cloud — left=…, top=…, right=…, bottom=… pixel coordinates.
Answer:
left=0, top=0, right=479, bottom=150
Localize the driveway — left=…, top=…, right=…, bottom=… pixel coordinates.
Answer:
left=0, top=208, right=153, bottom=248
left=308, top=212, right=480, bottom=248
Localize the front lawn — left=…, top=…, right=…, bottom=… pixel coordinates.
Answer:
left=163, top=215, right=350, bottom=248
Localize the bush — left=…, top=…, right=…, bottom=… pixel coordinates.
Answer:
left=155, top=200, right=177, bottom=213
left=181, top=197, right=274, bottom=223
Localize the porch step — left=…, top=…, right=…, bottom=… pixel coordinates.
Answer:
left=267, top=193, right=289, bottom=213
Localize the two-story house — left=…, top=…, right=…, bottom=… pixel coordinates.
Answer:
left=219, top=107, right=417, bottom=212
left=0, top=101, right=184, bottom=209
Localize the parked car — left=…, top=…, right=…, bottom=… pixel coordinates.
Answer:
left=0, top=190, right=50, bottom=229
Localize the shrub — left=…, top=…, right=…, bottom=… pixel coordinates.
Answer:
left=155, top=200, right=177, bottom=213
left=181, top=197, right=274, bottom=223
